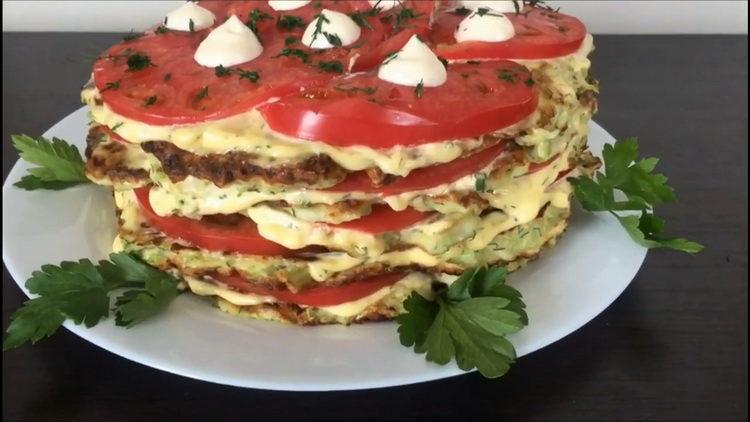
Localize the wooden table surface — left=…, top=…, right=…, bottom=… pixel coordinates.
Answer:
left=2, top=33, right=747, bottom=421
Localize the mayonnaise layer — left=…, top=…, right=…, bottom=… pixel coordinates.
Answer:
left=185, top=272, right=434, bottom=318
left=117, top=195, right=570, bottom=289
left=83, top=88, right=514, bottom=176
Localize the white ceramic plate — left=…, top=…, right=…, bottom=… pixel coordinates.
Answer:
left=2, top=107, right=646, bottom=391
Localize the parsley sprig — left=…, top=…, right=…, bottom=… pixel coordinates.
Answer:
left=3, top=253, right=181, bottom=350
left=397, top=267, right=527, bottom=378
left=497, top=69, right=518, bottom=83
left=214, top=65, right=260, bottom=82
left=318, top=60, right=343, bottom=73
left=350, top=9, right=377, bottom=30
left=569, top=137, right=703, bottom=253
left=475, top=173, right=487, bottom=192
left=11, top=135, right=90, bottom=190
left=246, top=8, right=271, bottom=36
left=310, top=13, right=342, bottom=47
left=126, top=53, right=153, bottom=71
left=276, top=15, right=306, bottom=31
left=394, top=7, right=422, bottom=30
left=474, top=8, right=503, bottom=18
left=414, top=80, right=424, bottom=98
left=122, top=30, right=144, bottom=42
left=101, top=80, right=121, bottom=92
left=274, top=48, right=311, bottom=63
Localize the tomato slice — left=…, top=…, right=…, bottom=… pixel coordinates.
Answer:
left=94, top=1, right=387, bottom=125
left=134, top=187, right=296, bottom=256
left=431, top=5, right=587, bottom=60
left=258, top=61, right=537, bottom=147
left=98, top=126, right=127, bottom=143
left=332, top=205, right=429, bottom=233
left=527, top=154, right=559, bottom=173
left=213, top=272, right=406, bottom=307
left=554, top=167, right=574, bottom=182
left=350, top=0, right=436, bottom=72
left=326, top=141, right=506, bottom=195
left=134, top=187, right=429, bottom=253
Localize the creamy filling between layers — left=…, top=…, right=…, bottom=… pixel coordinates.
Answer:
left=116, top=199, right=570, bottom=290
left=114, top=133, right=574, bottom=258
left=142, top=121, right=583, bottom=219
left=83, top=89, right=510, bottom=176
left=81, top=35, right=594, bottom=177
left=185, top=271, right=437, bottom=319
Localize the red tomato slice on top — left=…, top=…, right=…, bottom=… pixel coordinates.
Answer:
left=350, top=0, right=437, bottom=72
left=430, top=4, right=587, bottom=60
left=326, top=141, right=507, bottom=195
left=94, top=1, right=388, bottom=125
left=213, top=271, right=406, bottom=307
left=258, top=61, right=537, bottom=147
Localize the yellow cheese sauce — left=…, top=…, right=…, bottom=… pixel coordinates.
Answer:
left=84, top=87, right=508, bottom=176
left=115, top=135, right=574, bottom=258
left=183, top=272, right=434, bottom=317
left=118, top=199, right=570, bottom=288
left=211, top=272, right=437, bottom=323
left=81, top=35, right=594, bottom=177
left=143, top=117, right=586, bottom=219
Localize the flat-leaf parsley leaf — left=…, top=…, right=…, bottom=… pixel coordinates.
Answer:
left=11, top=135, right=90, bottom=190
left=396, top=267, right=527, bottom=378
left=3, top=253, right=181, bottom=350
left=569, top=137, right=703, bottom=253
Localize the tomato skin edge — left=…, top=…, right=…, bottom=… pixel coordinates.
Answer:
left=258, top=91, right=538, bottom=147
left=325, top=140, right=507, bottom=195
left=133, top=187, right=299, bottom=256
left=212, top=272, right=407, bottom=307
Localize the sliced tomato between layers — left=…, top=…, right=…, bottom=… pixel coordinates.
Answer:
left=93, top=1, right=387, bottom=125
left=133, top=187, right=297, bottom=256
left=327, top=141, right=507, bottom=195
left=213, top=272, right=406, bottom=307
left=259, top=61, right=537, bottom=147
left=431, top=5, right=587, bottom=60
left=134, top=188, right=431, bottom=254
left=333, top=205, right=428, bottom=233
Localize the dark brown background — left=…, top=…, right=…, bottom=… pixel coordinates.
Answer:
left=2, top=33, right=748, bottom=421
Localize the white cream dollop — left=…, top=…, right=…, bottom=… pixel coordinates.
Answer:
left=377, top=35, right=447, bottom=87
left=458, top=0, right=519, bottom=14
left=301, top=9, right=361, bottom=49
left=164, top=1, right=216, bottom=32
left=368, top=0, right=402, bottom=11
left=194, top=15, right=263, bottom=68
left=268, top=0, right=312, bottom=11
left=455, top=10, right=515, bottom=43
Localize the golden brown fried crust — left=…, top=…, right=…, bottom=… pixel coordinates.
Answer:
left=578, top=89, right=598, bottom=114
left=86, top=125, right=509, bottom=188
left=141, top=140, right=348, bottom=188
left=86, top=140, right=149, bottom=184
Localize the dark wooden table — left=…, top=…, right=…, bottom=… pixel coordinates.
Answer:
left=3, top=33, right=747, bottom=421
